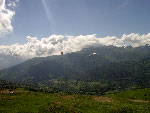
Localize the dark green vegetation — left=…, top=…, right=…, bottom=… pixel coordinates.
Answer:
left=0, top=88, right=150, bottom=113
left=0, top=45, right=150, bottom=95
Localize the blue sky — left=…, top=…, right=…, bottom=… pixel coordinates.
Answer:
left=0, top=0, right=150, bottom=45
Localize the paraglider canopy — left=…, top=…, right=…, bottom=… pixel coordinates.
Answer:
left=89, top=52, right=96, bottom=56
left=61, top=52, right=64, bottom=55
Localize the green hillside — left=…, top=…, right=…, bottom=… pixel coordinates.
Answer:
left=108, top=88, right=150, bottom=100
left=0, top=88, right=150, bottom=113
left=0, top=46, right=150, bottom=95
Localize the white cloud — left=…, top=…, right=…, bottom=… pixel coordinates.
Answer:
left=122, top=33, right=150, bottom=47
left=0, top=0, right=18, bottom=36
left=0, top=33, right=150, bottom=60
left=7, top=1, right=16, bottom=8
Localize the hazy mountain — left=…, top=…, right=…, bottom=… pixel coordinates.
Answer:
left=0, top=54, right=25, bottom=70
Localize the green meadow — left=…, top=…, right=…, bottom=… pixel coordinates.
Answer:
left=0, top=88, right=150, bottom=113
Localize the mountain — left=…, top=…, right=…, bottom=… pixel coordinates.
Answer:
left=0, top=45, right=150, bottom=94
left=0, top=54, right=25, bottom=70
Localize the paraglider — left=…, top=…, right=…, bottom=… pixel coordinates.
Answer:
left=89, top=52, right=97, bottom=64
left=61, top=52, right=64, bottom=60
left=88, top=52, right=97, bottom=77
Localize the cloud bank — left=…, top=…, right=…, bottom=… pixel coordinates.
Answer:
left=0, top=0, right=18, bottom=36
left=0, top=33, right=150, bottom=59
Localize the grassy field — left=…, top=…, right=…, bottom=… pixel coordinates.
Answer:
left=0, top=88, right=150, bottom=113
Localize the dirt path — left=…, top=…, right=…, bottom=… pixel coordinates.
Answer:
left=128, top=99, right=150, bottom=103
left=93, top=96, right=116, bottom=102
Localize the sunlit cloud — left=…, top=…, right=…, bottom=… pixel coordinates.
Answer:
left=0, top=0, right=19, bottom=37
left=0, top=33, right=149, bottom=60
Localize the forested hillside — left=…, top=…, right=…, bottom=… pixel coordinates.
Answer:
left=0, top=45, right=150, bottom=94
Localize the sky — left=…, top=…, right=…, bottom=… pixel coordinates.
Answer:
left=0, top=0, right=150, bottom=44
left=0, top=0, right=150, bottom=61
